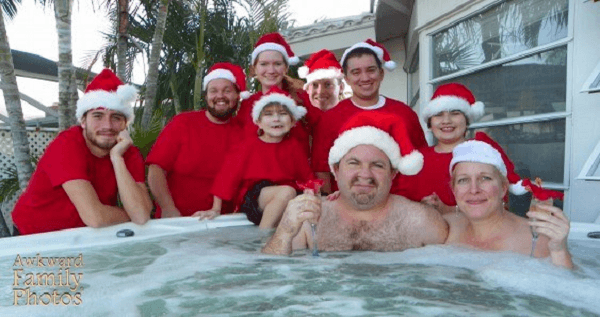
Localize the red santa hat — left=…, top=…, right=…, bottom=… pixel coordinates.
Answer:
left=76, top=68, right=137, bottom=123
left=421, top=83, right=485, bottom=123
left=252, top=86, right=307, bottom=123
left=450, top=132, right=528, bottom=195
left=340, top=39, right=397, bottom=71
left=328, top=112, right=424, bottom=176
left=251, top=32, right=299, bottom=66
left=298, top=49, right=343, bottom=89
left=202, top=62, right=250, bottom=100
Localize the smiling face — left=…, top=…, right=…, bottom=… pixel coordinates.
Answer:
left=430, top=110, right=468, bottom=145
left=257, top=103, right=295, bottom=142
left=451, top=162, right=508, bottom=220
left=307, top=78, right=341, bottom=111
left=344, top=54, right=384, bottom=103
left=205, top=78, right=239, bottom=122
left=81, top=108, right=127, bottom=152
left=254, top=50, right=288, bottom=91
left=333, top=144, right=396, bottom=210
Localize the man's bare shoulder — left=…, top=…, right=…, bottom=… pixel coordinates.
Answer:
left=388, top=194, right=438, bottom=217
left=388, top=194, right=449, bottom=244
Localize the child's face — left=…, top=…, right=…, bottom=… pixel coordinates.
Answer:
left=257, top=104, right=295, bottom=141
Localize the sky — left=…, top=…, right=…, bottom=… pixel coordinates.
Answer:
left=1, top=0, right=371, bottom=119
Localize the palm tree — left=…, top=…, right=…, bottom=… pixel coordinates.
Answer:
left=53, top=0, right=77, bottom=129
left=0, top=0, right=34, bottom=236
left=140, top=0, right=170, bottom=129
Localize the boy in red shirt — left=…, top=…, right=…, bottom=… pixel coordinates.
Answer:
left=11, top=69, right=152, bottom=235
left=207, top=87, right=316, bottom=228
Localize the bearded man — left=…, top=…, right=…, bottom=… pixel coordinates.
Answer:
left=147, top=63, right=247, bottom=218
left=263, top=111, right=448, bottom=255
left=11, top=69, right=152, bottom=235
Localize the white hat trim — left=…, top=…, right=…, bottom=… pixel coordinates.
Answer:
left=302, top=68, right=343, bottom=89
left=340, top=42, right=384, bottom=67
left=328, top=126, right=400, bottom=173
left=76, top=85, right=137, bottom=123
left=252, top=43, right=291, bottom=65
left=202, top=69, right=236, bottom=90
left=422, top=96, right=485, bottom=122
left=450, top=140, right=507, bottom=176
left=252, top=93, right=307, bottom=123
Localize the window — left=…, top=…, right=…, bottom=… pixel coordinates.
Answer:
left=429, top=0, right=570, bottom=187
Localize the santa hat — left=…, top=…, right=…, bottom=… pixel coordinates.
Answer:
left=252, top=86, right=307, bottom=123
left=251, top=32, right=299, bottom=66
left=202, top=62, right=250, bottom=100
left=76, top=68, right=137, bottom=123
left=521, top=179, right=564, bottom=201
left=340, top=39, right=397, bottom=71
left=328, top=112, right=424, bottom=176
left=449, top=132, right=528, bottom=195
left=422, top=83, right=485, bottom=123
left=298, top=49, right=343, bottom=89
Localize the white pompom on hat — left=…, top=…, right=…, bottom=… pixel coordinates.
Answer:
left=251, top=32, right=299, bottom=66
left=76, top=68, right=137, bottom=123
left=328, top=111, right=424, bottom=176
left=421, top=83, right=485, bottom=123
left=450, top=132, right=527, bottom=195
left=340, top=39, right=397, bottom=71
left=252, top=86, right=307, bottom=124
left=203, top=62, right=250, bottom=100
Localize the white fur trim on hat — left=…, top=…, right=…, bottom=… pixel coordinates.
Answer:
left=76, top=84, right=137, bottom=123
left=422, top=96, right=485, bottom=122
left=252, top=93, right=307, bottom=123
left=298, top=66, right=309, bottom=79
left=252, top=43, right=294, bottom=65
left=341, top=42, right=395, bottom=71
left=328, top=126, right=400, bottom=172
left=450, top=140, right=507, bottom=176
left=302, top=68, right=343, bottom=90
left=202, top=69, right=236, bottom=90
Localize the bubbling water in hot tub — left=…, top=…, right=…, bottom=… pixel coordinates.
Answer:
left=1, top=220, right=599, bottom=316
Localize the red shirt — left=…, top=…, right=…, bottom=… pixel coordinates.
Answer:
left=236, top=89, right=322, bottom=155
left=311, top=96, right=427, bottom=173
left=146, top=111, right=243, bottom=217
left=12, top=126, right=145, bottom=235
left=392, top=146, right=456, bottom=206
left=211, top=135, right=315, bottom=210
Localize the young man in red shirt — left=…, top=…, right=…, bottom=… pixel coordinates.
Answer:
left=311, top=39, right=427, bottom=194
left=12, top=69, right=152, bottom=235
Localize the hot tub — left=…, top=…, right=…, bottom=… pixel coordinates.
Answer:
left=1, top=215, right=599, bottom=316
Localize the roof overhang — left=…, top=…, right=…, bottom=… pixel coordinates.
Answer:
left=375, top=0, right=415, bottom=41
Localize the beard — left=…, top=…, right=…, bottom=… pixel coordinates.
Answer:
left=349, top=177, right=378, bottom=207
left=207, top=102, right=237, bottom=120
left=84, top=126, right=118, bottom=150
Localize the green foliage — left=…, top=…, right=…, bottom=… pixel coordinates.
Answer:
left=0, top=155, right=38, bottom=204
left=0, top=164, right=19, bottom=204
left=1, top=0, right=21, bottom=19
left=130, top=106, right=165, bottom=158
left=101, top=0, right=292, bottom=124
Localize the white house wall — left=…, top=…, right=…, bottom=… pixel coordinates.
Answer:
left=567, top=0, right=600, bottom=223
left=411, top=0, right=600, bottom=223
left=379, top=37, right=408, bottom=102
